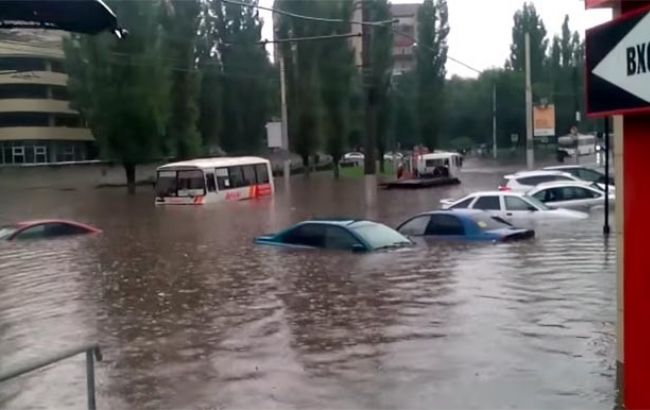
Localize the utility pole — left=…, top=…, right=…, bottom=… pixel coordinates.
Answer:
left=279, top=51, right=291, bottom=183
left=492, top=81, right=497, bottom=159
left=362, top=0, right=376, bottom=176
left=361, top=0, right=377, bottom=207
left=525, top=32, right=534, bottom=170
left=603, top=116, right=610, bottom=235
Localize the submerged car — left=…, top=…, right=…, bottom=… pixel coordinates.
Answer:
left=527, top=181, right=614, bottom=210
left=543, top=165, right=614, bottom=186
left=255, top=219, right=412, bottom=252
left=340, top=152, right=365, bottom=166
left=397, top=210, right=534, bottom=242
left=499, top=170, right=579, bottom=192
left=0, top=220, right=102, bottom=241
left=440, top=191, right=588, bottom=226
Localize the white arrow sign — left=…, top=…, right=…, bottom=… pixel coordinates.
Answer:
left=593, top=11, right=650, bottom=102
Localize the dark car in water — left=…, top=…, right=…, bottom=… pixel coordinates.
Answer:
left=0, top=220, right=102, bottom=241
left=255, top=219, right=413, bottom=252
left=397, top=210, right=534, bottom=242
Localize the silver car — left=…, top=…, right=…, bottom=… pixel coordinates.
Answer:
left=440, top=190, right=588, bottom=228
left=527, top=181, right=614, bottom=210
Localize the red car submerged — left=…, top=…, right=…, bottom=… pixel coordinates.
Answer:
left=0, top=220, right=101, bottom=241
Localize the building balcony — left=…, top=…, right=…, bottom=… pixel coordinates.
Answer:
left=0, top=71, right=68, bottom=86
left=0, top=126, right=93, bottom=141
left=0, top=98, right=76, bottom=114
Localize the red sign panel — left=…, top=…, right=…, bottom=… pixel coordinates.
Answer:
left=585, top=0, right=616, bottom=9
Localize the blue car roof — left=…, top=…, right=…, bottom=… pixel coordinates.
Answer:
left=422, top=209, right=486, bottom=217
left=302, top=218, right=368, bottom=227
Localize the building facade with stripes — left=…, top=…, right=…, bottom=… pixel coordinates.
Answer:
left=0, top=30, right=95, bottom=165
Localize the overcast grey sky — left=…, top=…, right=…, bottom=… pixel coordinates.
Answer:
left=259, top=0, right=612, bottom=78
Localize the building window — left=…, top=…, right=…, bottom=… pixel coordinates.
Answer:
left=0, top=84, right=48, bottom=99
left=50, top=86, right=69, bottom=100
left=49, top=60, right=65, bottom=73
left=34, top=146, right=47, bottom=163
left=56, top=144, right=75, bottom=162
left=12, top=146, right=25, bottom=164
left=0, top=57, right=46, bottom=72
left=54, top=114, right=81, bottom=127
left=0, top=113, right=49, bottom=127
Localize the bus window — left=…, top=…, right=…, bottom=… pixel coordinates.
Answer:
left=215, top=168, right=230, bottom=190
left=156, top=171, right=177, bottom=197
left=255, top=164, right=269, bottom=184
left=177, top=170, right=205, bottom=196
left=228, top=166, right=245, bottom=188
left=242, top=165, right=256, bottom=185
left=205, top=173, right=216, bottom=192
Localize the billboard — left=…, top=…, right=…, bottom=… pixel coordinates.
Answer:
left=533, top=105, right=556, bottom=137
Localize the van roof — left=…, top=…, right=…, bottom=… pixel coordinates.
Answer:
left=157, top=156, right=269, bottom=170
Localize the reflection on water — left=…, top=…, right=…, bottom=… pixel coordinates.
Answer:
left=0, top=162, right=616, bottom=409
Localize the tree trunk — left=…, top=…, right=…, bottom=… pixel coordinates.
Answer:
left=301, top=154, right=310, bottom=177
left=332, top=155, right=341, bottom=179
left=124, top=162, right=136, bottom=195
left=378, top=148, right=386, bottom=173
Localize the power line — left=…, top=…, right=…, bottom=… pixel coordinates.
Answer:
left=259, top=32, right=361, bottom=45
left=220, top=0, right=396, bottom=27
left=391, top=29, right=482, bottom=75
left=221, top=0, right=484, bottom=76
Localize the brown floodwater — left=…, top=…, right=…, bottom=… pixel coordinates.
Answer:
left=0, top=160, right=616, bottom=409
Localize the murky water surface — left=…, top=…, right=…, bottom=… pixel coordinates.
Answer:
left=0, top=160, right=616, bottom=409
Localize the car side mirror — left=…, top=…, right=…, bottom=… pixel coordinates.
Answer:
left=351, top=244, right=366, bottom=253
left=528, top=207, right=538, bottom=212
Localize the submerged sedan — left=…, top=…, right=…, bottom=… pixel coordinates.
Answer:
left=440, top=191, right=588, bottom=227
left=0, top=220, right=102, bottom=241
left=397, top=210, right=534, bottom=242
left=527, top=181, right=614, bottom=210
left=255, top=219, right=412, bottom=252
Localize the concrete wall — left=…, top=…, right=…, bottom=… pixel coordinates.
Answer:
left=0, top=162, right=160, bottom=190
left=0, top=154, right=333, bottom=190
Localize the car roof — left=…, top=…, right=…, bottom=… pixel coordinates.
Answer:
left=465, top=190, right=526, bottom=197
left=301, top=218, right=372, bottom=227
left=527, top=180, right=594, bottom=191
left=422, top=209, right=486, bottom=217
left=15, top=219, right=100, bottom=231
left=506, top=170, right=571, bottom=178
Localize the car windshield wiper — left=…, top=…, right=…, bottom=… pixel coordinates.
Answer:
left=375, top=242, right=412, bottom=251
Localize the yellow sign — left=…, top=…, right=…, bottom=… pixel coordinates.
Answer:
left=533, top=105, right=556, bottom=137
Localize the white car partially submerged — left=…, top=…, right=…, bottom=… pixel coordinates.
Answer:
left=527, top=181, right=614, bottom=210
left=340, top=152, right=364, bottom=166
left=499, top=170, right=579, bottom=192
left=502, top=169, right=614, bottom=194
left=440, top=190, right=588, bottom=227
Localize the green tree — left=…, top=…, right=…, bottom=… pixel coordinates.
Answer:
left=162, top=0, right=202, bottom=159
left=391, top=71, right=417, bottom=149
left=507, top=2, right=548, bottom=80
left=276, top=0, right=323, bottom=172
left=196, top=3, right=222, bottom=153
left=318, top=0, right=356, bottom=178
left=370, top=0, right=394, bottom=172
left=64, top=0, right=170, bottom=194
left=213, top=0, right=272, bottom=153
left=415, top=0, right=449, bottom=150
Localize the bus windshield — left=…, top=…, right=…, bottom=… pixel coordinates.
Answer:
left=156, top=169, right=206, bottom=197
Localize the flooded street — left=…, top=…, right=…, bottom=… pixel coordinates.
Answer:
left=0, top=160, right=616, bottom=409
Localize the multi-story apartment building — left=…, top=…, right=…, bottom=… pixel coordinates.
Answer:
left=0, top=30, right=94, bottom=165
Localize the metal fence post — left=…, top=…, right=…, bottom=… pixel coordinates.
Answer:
left=86, top=349, right=96, bottom=410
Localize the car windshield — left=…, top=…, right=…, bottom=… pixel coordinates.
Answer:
left=522, top=195, right=550, bottom=210
left=351, top=222, right=411, bottom=250
left=0, top=225, right=18, bottom=240
left=471, top=215, right=513, bottom=230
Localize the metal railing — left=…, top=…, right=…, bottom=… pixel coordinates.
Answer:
left=0, top=343, right=102, bottom=410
